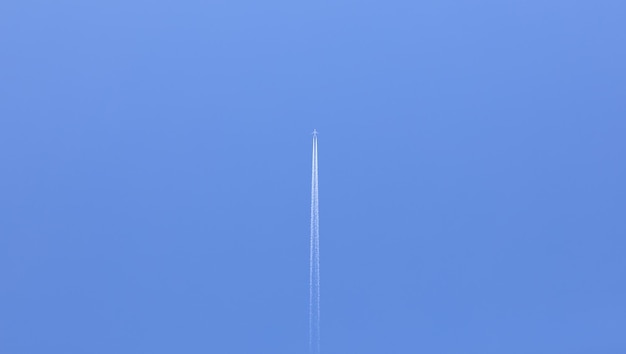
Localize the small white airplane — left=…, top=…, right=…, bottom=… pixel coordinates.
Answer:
left=312, top=129, right=318, bottom=136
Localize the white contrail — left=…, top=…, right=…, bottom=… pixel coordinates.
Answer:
left=309, top=130, right=320, bottom=354
left=309, top=134, right=315, bottom=352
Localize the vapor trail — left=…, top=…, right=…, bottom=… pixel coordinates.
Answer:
left=309, top=130, right=320, bottom=354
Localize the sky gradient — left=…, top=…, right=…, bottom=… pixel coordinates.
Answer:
left=1, top=1, right=625, bottom=353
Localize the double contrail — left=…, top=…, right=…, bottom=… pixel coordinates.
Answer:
left=309, top=129, right=320, bottom=354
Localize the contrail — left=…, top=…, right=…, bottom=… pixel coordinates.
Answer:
left=309, top=129, right=320, bottom=354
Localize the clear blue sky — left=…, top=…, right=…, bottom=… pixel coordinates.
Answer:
left=1, top=1, right=625, bottom=353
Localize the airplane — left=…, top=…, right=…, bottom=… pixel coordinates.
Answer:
left=312, top=129, right=318, bottom=136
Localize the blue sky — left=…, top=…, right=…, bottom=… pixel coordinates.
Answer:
left=1, top=1, right=625, bottom=353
